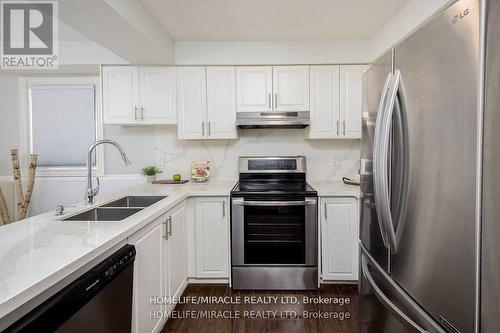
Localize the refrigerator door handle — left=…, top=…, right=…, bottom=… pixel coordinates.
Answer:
left=376, top=69, right=410, bottom=253
left=392, top=74, right=410, bottom=245
left=373, top=73, right=393, bottom=248
left=361, top=250, right=446, bottom=333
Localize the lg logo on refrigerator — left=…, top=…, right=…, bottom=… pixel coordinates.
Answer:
left=451, top=8, right=469, bottom=24
left=1, top=1, right=58, bottom=69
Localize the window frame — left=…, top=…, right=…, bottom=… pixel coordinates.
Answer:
left=19, top=76, right=104, bottom=177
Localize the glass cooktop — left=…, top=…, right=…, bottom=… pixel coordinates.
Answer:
left=231, top=181, right=317, bottom=196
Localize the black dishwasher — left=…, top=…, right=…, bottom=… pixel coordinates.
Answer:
left=5, top=244, right=136, bottom=333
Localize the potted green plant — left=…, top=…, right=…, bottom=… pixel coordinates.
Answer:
left=141, top=165, right=162, bottom=183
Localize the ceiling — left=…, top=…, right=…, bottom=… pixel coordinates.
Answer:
left=139, top=0, right=410, bottom=41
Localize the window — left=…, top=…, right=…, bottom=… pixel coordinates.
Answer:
left=22, top=77, right=103, bottom=176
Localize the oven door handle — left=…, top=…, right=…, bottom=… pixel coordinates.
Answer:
left=232, top=198, right=317, bottom=206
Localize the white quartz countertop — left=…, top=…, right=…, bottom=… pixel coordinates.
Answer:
left=0, top=180, right=236, bottom=320
left=0, top=179, right=358, bottom=321
left=308, top=180, right=360, bottom=198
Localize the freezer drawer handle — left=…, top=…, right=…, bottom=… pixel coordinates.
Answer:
left=361, top=254, right=439, bottom=333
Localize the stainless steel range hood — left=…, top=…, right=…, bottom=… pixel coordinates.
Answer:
left=236, top=111, right=310, bottom=129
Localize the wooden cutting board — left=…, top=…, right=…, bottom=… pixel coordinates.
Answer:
left=152, top=179, right=189, bottom=185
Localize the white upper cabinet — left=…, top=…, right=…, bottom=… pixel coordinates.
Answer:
left=309, top=65, right=368, bottom=139
left=178, top=67, right=237, bottom=140
left=103, top=66, right=139, bottom=124
left=103, top=66, right=177, bottom=125
left=309, top=66, right=340, bottom=138
left=236, top=66, right=309, bottom=113
left=206, top=67, right=238, bottom=139
left=236, top=66, right=272, bottom=112
left=339, top=65, right=369, bottom=138
left=140, top=67, right=177, bottom=124
left=273, top=66, right=310, bottom=111
left=177, top=67, right=207, bottom=139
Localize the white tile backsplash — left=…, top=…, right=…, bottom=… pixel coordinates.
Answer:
left=154, top=127, right=360, bottom=181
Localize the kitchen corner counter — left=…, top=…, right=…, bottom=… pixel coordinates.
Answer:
left=308, top=181, right=360, bottom=198
left=0, top=180, right=236, bottom=322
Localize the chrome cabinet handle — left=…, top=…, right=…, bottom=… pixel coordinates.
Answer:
left=268, top=93, right=271, bottom=109
left=232, top=198, right=317, bottom=206
left=274, top=93, right=278, bottom=109
left=336, top=121, right=340, bottom=135
left=134, top=106, right=139, bottom=120
left=208, top=121, right=211, bottom=136
left=202, top=121, right=205, bottom=136
left=163, top=218, right=168, bottom=239
left=343, top=120, right=346, bottom=135
left=222, top=200, right=226, bottom=217
left=168, top=216, right=172, bottom=236
left=324, top=202, right=327, bottom=219
left=141, top=106, right=145, bottom=120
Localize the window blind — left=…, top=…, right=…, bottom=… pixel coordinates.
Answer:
left=30, top=84, right=96, bottom=167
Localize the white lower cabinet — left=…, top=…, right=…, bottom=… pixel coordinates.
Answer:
left=320, top=197, right=359, bottom=281
left=165, top=202, right=187, bottom=306
left=194, top=197, right=229, bottom=278
left=129, top=202, right=187, bottom=333
left=130, top=220, right=165, bottom=333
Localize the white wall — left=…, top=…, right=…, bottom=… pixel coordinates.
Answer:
left=59, top=0, right=175, bottom=64
left=370, top=0, right=456, bottom=60
left=58, top=19, right=127, bottom=65
left=174, top=0, right=457, bottom=65
left=0, top=76, right=20, bottom=176
left=175, top=40, right=371, bottom=65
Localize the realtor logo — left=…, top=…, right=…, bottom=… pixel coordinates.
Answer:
left=1, top=1, right=58, bottom=69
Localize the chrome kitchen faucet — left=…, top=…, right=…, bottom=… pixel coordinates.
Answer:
left=85, top=140, right=130, bottom=205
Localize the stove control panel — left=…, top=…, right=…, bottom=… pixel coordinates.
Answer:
left=238, top=156, right=306, bottom=173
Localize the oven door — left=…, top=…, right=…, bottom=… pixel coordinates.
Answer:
left=231, top=197, right=317, bottom=266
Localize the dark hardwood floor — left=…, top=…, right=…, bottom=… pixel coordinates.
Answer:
left=161, top=284, right=358, bottom=333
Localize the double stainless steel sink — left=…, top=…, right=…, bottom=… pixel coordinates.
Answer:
left=62, top=196, right=166, bottom=221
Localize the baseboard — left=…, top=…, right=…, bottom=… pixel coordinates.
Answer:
left=187, top=277, right=229, bottom=284
left=320, top=279, right=358, bottom=285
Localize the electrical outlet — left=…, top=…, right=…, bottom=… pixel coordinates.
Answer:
left=330, top=157, right=339, bottom=169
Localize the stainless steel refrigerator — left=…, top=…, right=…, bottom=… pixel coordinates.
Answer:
left=359, top=0, right=486, bottom=332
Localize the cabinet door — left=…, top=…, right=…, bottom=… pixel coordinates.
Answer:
left=102, top=66, right=139, bottom=124
left=321, top=197, right=359, bottom=281
left=177, top=67, right=207, bottom=139
left=309, top=66, right=340, bottom=138
left=273, top=66, right=310, bottom=111
left=195, top=197, right=229, bottom=278
left=206, top=67, right=237, bottom=139
left=140, top=67, right=177, bottom=124
left=166, top=203, right=187, bottom=305
left=339, top=65, right=368, bottom=138
left=236, top=66, right=272, bottom=112
left=130, top=220, right=165, bottom=333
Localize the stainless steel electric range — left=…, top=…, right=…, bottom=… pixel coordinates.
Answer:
left=230, top=156, right=318, bottom=290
